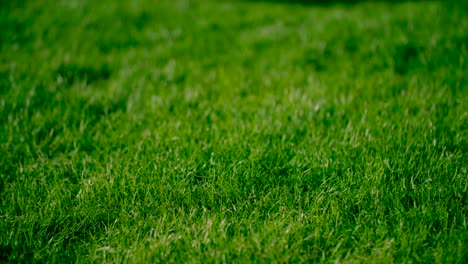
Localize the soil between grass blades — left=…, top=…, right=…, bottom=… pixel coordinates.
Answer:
left=0, top=0, right=467, bottom=262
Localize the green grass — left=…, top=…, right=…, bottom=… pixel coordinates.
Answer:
left=1, top=0, right=467, bottom=262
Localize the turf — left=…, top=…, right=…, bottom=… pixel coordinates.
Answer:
left=1, top=0, right=467, bottom=262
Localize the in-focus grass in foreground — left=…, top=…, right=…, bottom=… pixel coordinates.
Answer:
left=1, top=0, right=467, bottom=262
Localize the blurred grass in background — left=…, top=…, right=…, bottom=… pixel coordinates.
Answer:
left=1, top=0, right=467, bottom=262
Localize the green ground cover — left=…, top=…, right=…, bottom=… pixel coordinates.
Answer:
left=1, top=0, right=467, bottom=262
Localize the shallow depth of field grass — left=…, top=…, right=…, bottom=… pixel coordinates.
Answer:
left=1, top=0, right=467, bottom=262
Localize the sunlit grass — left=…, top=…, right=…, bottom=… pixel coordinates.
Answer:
left=1, top=0, right=467, bottom=262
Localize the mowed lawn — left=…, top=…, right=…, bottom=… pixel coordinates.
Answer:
left=1, top=0, right=467, bottom=262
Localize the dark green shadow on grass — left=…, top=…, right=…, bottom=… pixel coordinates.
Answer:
left=246, top=0, right=466, bottom=9
left=247, top=0, right=414, bottom=6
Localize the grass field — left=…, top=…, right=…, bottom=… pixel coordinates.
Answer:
left=1, top=0, right=467, bottom=262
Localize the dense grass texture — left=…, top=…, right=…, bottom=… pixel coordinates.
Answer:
left=1, top=0, right=467, bottom=262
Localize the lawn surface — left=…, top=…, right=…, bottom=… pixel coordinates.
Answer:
left=1, top=0, right=467, bottom=262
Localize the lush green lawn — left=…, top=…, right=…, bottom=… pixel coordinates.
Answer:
left=1, top=0, right=467, bottom=262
